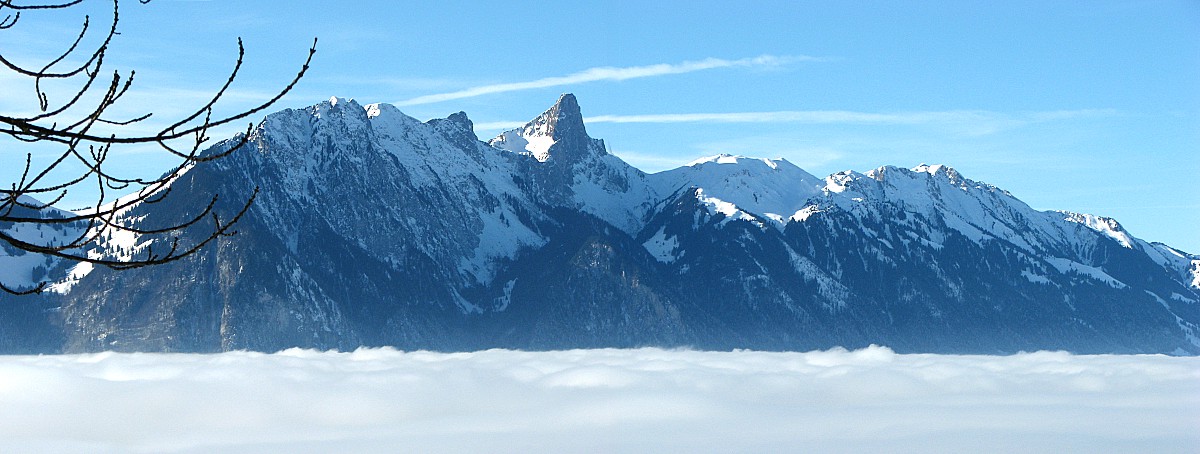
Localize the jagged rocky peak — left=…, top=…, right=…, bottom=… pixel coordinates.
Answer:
left=315, top=96, right=363, bottom=115
left=489, top=93, right=593, bottom=162
left=867, top=163, right=957, bottom=181
left=421, top=110, right=472, bottom=129
left=425, top=111, right=478, bottom=146
left=860, top=163, right=1005, bottom=197
left=257, top=96, right=346, bottom=130
left=444, top=111, right=473, bottom=129
left=363, top=101, right=400, bottom=119
left=298, top=95, right=372, bottom=139
left=1059, top=211, right=1134, bottom=248
left=909, top=163, right=979, bottom=188
left=526, top=92, right=586, bottom=140
left=911, top=163, right=955, bottom=176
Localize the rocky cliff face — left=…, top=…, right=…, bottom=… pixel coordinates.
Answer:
left=2, top=94, right=1197, bottom=354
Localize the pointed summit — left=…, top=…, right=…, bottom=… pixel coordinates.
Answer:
left=426, top=111, right=478, bottom=149
left=539, top=93, right=585, bottom=138
left=489, top=93, right=593, bottom=162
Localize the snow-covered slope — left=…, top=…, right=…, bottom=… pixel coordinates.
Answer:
left=799, top=164, right=1199, bottom=292
left=489, top=94, right=658, bottom=234
left=653, top=156, right=1199, bottom=287
left=232, top=96, right=569, bottom=290
left=0, top=196, right=86, bottom=292
left=6, top=93, right=1196, bottom=356
left=650, top=154, right=825, bottom=228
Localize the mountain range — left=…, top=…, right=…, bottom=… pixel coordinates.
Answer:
left=1, top=93, right=1197, bottom=355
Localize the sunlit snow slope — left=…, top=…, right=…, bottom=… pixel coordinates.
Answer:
left=3, top=94, right=1196, bottom=355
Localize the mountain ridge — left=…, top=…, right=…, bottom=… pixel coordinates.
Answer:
left=1, top=93, right=1196, bottom=355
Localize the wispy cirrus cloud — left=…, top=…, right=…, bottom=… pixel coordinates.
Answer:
left=584, top=108, right=1117, bottom=128
left=396, top=55, right=814, bottom=106
left=585, top=111, right=937, bottom=125
left=473, top=108, right=1117, bottom=136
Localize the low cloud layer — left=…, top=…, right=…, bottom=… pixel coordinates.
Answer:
left=1, top=347, right=1196, bottom=453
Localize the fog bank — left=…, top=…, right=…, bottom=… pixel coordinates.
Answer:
left=1, top=346, right=1196, bottom=453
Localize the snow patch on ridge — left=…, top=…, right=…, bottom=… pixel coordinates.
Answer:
left=459, top=205, right=547, bottom=284
left=45, top=262, right=92, bottom=294
left=643, top=227, right=681, bottom=263
left=653, top=154, right=823, bottom=230
left=487, top=94, right=578, bottom=163
left=1061, top=212, right=1133, bottom=248
left=694, top=188, right=762, bottom=227
left=1045, top=257, right=1127, bottom=289
left=491, top=129, right=555, bottom=162
left=493, top=279, right=517, bottom=312
left=1021, top=269, right=1052, bottom=285
left=686, top=154, right=780, bottom=169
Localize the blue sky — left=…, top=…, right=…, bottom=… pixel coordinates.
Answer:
left=2, top=0, right=1197, bottom=252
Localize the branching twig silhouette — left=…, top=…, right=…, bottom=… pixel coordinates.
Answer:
left=0, top=0, right=316, bottom=294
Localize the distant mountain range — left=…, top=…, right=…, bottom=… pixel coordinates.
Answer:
left=1, top=94, right=1197, bottom=354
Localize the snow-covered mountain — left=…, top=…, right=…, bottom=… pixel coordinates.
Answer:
left=2, top=94, right=1196, bottom=354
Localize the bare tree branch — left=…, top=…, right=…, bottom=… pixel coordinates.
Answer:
left=0, top=0, right=316, bottom=293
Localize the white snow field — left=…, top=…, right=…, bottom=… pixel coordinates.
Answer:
left=0, top=347, right=1196, bottom=453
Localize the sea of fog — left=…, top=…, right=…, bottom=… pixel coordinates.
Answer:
left=0, top=346, right=1196, bottom=453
